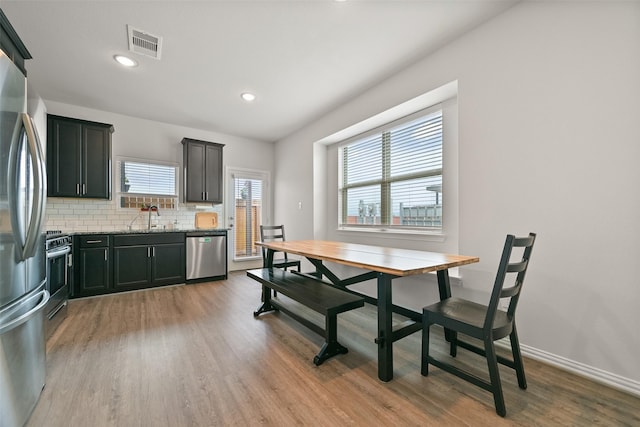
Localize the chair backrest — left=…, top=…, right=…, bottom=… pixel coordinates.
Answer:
left=485, top=233, right=536, bottom=330
left=259, top=225, right=289, bottom=262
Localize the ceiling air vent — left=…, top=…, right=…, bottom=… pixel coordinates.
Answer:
left=127, top=25, right=162, bottom=59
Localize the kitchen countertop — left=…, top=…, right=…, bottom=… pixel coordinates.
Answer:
left=71, top=228, right=229, bottom=235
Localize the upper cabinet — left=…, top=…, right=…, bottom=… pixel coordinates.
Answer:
left=47, top=115, right=114, bottom=199
left=182, top=138, right=224, bottom=203
left=0, top=9, right=31, bottom=76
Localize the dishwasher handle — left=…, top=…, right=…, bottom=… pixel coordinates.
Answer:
left=186, top=231, right=226, bottom=238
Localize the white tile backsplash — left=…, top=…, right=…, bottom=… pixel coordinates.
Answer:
left=44, top=197, right=223, bottom=233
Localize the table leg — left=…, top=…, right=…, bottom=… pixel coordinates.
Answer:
left=264, top=248, right=275, bottom=268
left=377, top=273, right=393, bottom=382
left=436, top=269, right=451, bottom=299
left=436, top=269, right=456, bottom=342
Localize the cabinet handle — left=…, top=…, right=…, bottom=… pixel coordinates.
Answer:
left=76, top=184, right=80, bottom=195
left=152, top=247, right=156, bottom=257
left=104, top=248, right=108, bottom=261
left=82, top=183, right=86, bottom=195
left=86, top=240, right=103, bottom=244
left=147, top=247, right=151, bottom=258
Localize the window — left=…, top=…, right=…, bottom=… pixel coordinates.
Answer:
left=339, top=109, right=443, bottom=231
left=231, top=174, right=265, bottom=260
left=119, top=159, right=178, bottom=196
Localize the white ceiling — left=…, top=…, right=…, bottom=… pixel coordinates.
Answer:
left=3, top=1, right=517, bottom=143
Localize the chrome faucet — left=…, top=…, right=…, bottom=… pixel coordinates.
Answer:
left=147, top=205, right=160, bottom=229
left=127, top=212, right=141, bottom=231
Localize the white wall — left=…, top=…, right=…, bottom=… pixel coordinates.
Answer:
left=46, top=100, right=273, bottom=184
left=275, top=2, right=640, bottom=392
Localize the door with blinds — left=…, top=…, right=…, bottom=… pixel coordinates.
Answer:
left=226, top=169, right=270, bottom=264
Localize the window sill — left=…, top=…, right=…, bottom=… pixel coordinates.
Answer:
left=336, top=226, right=446, bottom=242
left=118, top=194, right=178, bottom=210
left=233, top=256, right=262, bottom=262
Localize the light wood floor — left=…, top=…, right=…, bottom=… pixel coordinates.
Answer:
left=30, top=272, right=639, bottom=426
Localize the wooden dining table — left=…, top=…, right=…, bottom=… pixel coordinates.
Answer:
left=257, top=239, right=479, bottom=382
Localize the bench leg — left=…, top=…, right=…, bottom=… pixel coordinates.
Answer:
left=253, top=285, right=277, bottom=317
left=313, top=313, right=348, bottom=366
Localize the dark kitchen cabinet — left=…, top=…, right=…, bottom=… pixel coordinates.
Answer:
left=113, top=233, right=185, bottom=291
left=182, top=138, right=224, bottom=203
left=112, top=245, right=150, bottom=290
left=73, top=235, right=111, bottom=297
left=152, top=243, right=186, bottom=284
left=72, top=232, right=186, bottom=298
left=47, top=115, right=113, bottom=199
left=0, top=9, right=31, bottom=76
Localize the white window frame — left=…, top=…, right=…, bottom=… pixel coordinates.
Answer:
left=338, top=105, right=444, bottom=234
left=116, top=156, right=179, bottom=209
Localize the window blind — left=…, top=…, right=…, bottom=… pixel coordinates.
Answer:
left=339, top=110, right=443, bottom=229
left=120, top=160, right=177, bottom=196
left=233, top=177, right=263, bottom=258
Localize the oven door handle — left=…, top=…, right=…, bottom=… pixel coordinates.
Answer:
left=48, top=300, right=68, bottom=320
left=47, top=246, right=72, bottom=259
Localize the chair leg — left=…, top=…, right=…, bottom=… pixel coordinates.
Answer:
left=485, top=338, right=506, bottom=417
left=421, top=322, right=431, bottom=376
left=449, top=331, right=458, bottom=357
left=510, top=323, right=527, bottom=389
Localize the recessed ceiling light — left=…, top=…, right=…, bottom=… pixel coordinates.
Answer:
left=114, top=55, right=138, bottom=67
left=241, top=92, right=256, bottom=102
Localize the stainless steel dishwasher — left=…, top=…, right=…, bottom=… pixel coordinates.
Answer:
left=186, top=230, right=227, bottom=282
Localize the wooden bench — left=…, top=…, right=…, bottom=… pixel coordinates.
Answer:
left=247, top=268, right=365, bottom=366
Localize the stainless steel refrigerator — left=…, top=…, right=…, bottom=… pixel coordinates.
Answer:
left=0, top=49, right=49, bottom=427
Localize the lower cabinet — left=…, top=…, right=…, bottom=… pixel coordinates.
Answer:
left=113, top=233, right=185, bottom=292
left=73, top=232, right=185, bottom=298
left=74, top=235, right=111, bottom=297
left=112, top=245, right=151, bottom=290
left=152, top=243, right=186, bottom=285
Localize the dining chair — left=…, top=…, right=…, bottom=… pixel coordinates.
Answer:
left=259, top=225, right=301, bottom=271
left=421, top=233, right=536, bottom=417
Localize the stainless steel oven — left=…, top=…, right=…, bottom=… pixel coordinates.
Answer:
left=45, top=231, right=72, bottom=339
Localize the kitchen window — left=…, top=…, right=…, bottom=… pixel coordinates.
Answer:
left=338, top=108, right=443, bottom=232
left=117, top=158, right=179, bottom=208
left=119, top=159, right=177, bottom=195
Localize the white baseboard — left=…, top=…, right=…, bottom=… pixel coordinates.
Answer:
left=497, top=339, right=640, bottom=397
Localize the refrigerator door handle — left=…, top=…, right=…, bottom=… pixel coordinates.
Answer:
left=0, top=290, right=50, bottom=335
left=20, top=113, right=47, bottom=260
left=7, top=113, right=23, bottom=257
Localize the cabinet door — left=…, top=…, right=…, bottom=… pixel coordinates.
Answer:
left=113, top=245, right=151, bottom=290
left=204, top=143, right=223, bottom=203
left=183, top=138, right=224, bottom=203
left=47, top=115, right=113, bottom=199
left=151, top=243, right=185, bottom=285
left=82, top=124, right=111, bottom=199
left=47, top=117, right=82, bottom=197
left=76, top=247, right=110, bottom=296
left=185, top=141, right=206, bottom=202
